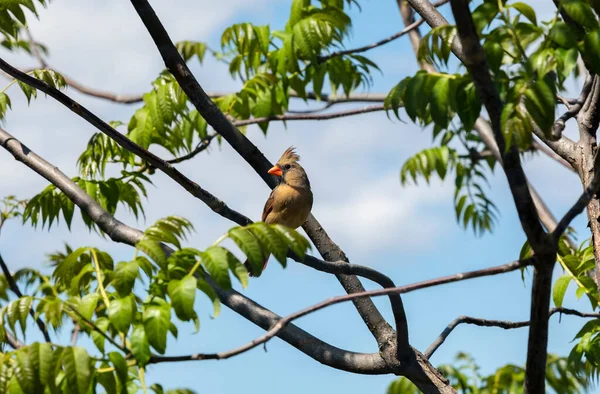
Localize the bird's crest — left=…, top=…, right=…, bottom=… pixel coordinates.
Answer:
left=278, top=146, right=300, bottom=164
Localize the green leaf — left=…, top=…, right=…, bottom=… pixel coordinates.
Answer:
left=168, top=276, right=197, bottom=321
left=201, top=246, right=232, bottom=290
left=196, top=278, right=220, bottom=318
left=228, top=227, right=264, bottom=275
left=136, top=239, right=167, bottom=269
left=524, top=78, right=556, bottom=138
left=549, top=22, right=577, bottom=48
left=143, top=300, right=171, bottom=354
left=108, top=294, right=136, bottom=333
left=272, top=224, right=311, bottom=259
left=131, top=324, right=151, bottom=367
left=511, top=2, right=537, bottom=25
left=430, top=76, right=451, bottom=128
left=582, top=30, right=600, bottom=75
left=562, top=0, right=599, bottom=30
left=553, top=275, right=571, bottom=307
left=108, top=351, right=128, bottom=389
left=112, top=261, right=139, bottom=297
left=77, top=293, right=99, bottom=320
left=249, top=222, right=288, bottom=264
left=15, top=346, right=41, bottom=393
left=62, top=347, right=92, bottom=394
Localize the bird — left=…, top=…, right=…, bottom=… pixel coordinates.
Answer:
left=244, top=146, right=313, bottom=277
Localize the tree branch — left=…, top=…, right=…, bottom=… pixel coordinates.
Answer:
left=553, top=73, right=594, bottom=139
left=451, top=0, right=547, bottom=249
left=532, top=140, right=575, bottom=172
left=0, top=253, right=51, bottom=343
left=128, top=0, right=403, bottom=359
left=0, top=127, right=393, bottom=374
left=0, top=57, right=253, bottom=228
left=232, top=104, right=386, bottom=127
left=425, top=307, right=600, bottom=359
left=318, top=0, right=449, bottom=62
left=154, top=257, right=534, bottom=366
left=449, top=2, right=555, bottom=392
left=553, top=151, right=600, bottom=240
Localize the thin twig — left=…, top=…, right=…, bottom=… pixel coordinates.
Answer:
left=151, top=258, right=533, bottom=364
left=232, top=104, right=386, bottom=127
left=0, top=253, right=51, bottom=343
left=424, top=307, right=600, bottom=358
left=553, top=73, right=594, bottom=139
left=318, top=0, right=450, bottom=62
left=163, top=133, right=217, bottom=165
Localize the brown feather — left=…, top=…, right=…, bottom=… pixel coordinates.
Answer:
left=246, top=147, right=313, bottom=277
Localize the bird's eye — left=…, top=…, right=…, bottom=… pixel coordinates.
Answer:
left=283, top=164, right=291, bottom=170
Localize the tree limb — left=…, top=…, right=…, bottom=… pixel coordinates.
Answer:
left=128, top=0, right=404, bottom=359
left=0, top=56, right=253, bottom=228
left=553, top=151, right=600, bottom=240
left=553, top=73, right=594, bottom=139
left=425, top=307, right=600, bottom=359
left=451, top=0, right=547, bottom=250
left=0, top=127, right=393, bottom=374
left=0, top=253, right=51, bottom=343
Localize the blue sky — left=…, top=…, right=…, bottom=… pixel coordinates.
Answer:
left=0, top=0, right=596, bottom=393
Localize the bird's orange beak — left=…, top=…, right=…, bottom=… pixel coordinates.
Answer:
left=268, top=165, right=283, bottom=177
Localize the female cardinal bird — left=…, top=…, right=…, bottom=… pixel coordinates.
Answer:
left=245, top=147, right=313, bottom=277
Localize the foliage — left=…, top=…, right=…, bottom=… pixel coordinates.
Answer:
left=387, top=352, right=591, bottom=393
left=0, top=216, right=309, bottom=392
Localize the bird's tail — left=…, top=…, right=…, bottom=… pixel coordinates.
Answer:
left=244, top=255, right=270, bottom=277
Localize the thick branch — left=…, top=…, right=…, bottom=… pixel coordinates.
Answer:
left=0, top=253, right=51, bottom=343
left=553, top=151, right=600, bottom=240
left=0, top=57, right=252, bottom=228
left=425, top=307, right=600, bottom=358
left=0, top=127, right=390, bottom=374
left=129, top=0, right=402, bottom=356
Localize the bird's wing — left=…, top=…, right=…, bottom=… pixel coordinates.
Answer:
left=261, top=188, right=277, bottom=222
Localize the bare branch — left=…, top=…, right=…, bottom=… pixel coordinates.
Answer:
left=155, top=257, right=535, bottom=365
left=0, top=127, right=392, bottom=374
left=0, top=253, right=51, bottom=343
left=164, top=133, right=217, bottom=165
left=232, top=104, right=386, bottom=127
left=0, top=57, right=252, bottom=228
left=532, top=140, right=575, bottom=172
left=553, top=73, right=594, bottom=139
left=425, top=307, right=600, bottom=359
left=318, top=0, right=449, bottom=62
left=319, top=18, right=427, bottom=62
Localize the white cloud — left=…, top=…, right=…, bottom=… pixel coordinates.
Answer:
left=314, top=173, right=451, bottom=253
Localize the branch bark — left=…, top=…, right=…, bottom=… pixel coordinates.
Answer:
left=425, top=307, right=600, bottom=359
left=575, top=76, right=600, bottom=299
left=128, top=0, right=407, bottom=363
left=0, top=127, right=391, bottom=374
left=0, top=57, right=252, bottom=229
